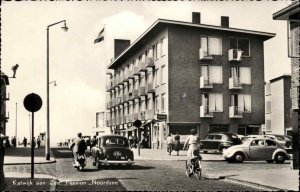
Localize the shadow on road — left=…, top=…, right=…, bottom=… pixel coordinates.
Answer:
left=97, top=164, right=155, bottom=170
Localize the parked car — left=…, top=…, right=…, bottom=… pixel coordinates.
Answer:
left=223, top=138, right=291, bottom=163
left=265, top=134, right=292, bottom=149
left=91, top=134, right=134, bottom=168
left=236, top=135, right=248, bottom=142
left=200, top=132, right=242, bottom=154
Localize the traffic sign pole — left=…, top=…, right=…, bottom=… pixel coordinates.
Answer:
left=31, top=112, right=34, bottom=179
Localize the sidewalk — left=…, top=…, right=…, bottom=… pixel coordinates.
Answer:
left=133, top=148, right=299, bottom=191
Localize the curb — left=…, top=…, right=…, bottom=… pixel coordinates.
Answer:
left=225, top=177, right=286, bottom=191
left=4, top=159, right=56, bottom=166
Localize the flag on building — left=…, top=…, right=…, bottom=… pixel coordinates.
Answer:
left=94, top=27, right=104, bottom=44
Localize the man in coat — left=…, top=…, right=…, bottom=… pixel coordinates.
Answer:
left=69, top=132, right=87, bottom=163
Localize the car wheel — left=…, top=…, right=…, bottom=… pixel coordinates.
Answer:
left=233, top=152, right=244, bottom=163
left=275, top=153, right=286, bottom=164
left=266, top=160, right=274, bottom=163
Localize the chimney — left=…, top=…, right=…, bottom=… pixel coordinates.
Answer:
left=192, top=12, right=201, bottom=24
left=114, top=39, right=131, bottom=59
left=221, top=16, right=229, bottom=28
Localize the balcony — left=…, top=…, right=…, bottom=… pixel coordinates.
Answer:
left=1, top=93, right=10, bottom=101
left=133, top=66, right=140, bottom=75
left=228, top=49, right=243, bottom=61
left=139, top=61, right=147, bottom=72
left=139, top=111, right=146, bottom=121
left=139, top=86, right=146, bottom=96
left=200, top=77, right=213, bottom=89
left=199, top=48, right=213, bottom=60
left=133, top=89, right=139, bottom=98
left=229, top=106, right=243, bottom=118
left=229, top=77, right=242, bottom=89
left=146, top=83, right=155, bottom=93
left=145, top=109, right=155, bottom=119
left=146, top=57, right=154, bottom=67
left=200, top=105, right=213, bottom=118
left=133, top=113, right=139, bottom=121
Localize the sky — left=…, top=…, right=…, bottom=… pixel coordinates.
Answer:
left=1, top=0, right=293, bottom=145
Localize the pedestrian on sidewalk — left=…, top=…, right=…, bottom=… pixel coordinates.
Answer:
left=167, top=133, right=174, bottom=155
left=11, top=136, right=16, bottom=148
left=174, top=133, right=180, bottom=156
left=23, top=137, right=27, bottom=148
left=0, top=134, right=8, bottom=191
left=37, top=136, right=41, bottom=149
left=128, top=135, right=133, bottom=148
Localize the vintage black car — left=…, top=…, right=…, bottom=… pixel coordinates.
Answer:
left=91, top=134, right=135, bottom=168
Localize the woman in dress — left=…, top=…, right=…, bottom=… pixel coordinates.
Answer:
left=174, top=133, right=180, bottom=156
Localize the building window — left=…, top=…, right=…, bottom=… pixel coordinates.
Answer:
left=201, top=93, right=223, bottom=112
left=201, top=65, right=222, bottom=84
left=161, top=65, right=166, bottom=84
left=161, top=93, right=166, bottom=113
left=200, top=36, right=222, bottom=56
left=266, top=101, right=271, bottom=114
left=161, top=38, right=167, bottom=57
left=229, top=38, right=250, bottom=57
left=230, top=94, right=251, bottom=112
left=230, top=66, right=251, bottom=84
left=288, top=20, right=300, bottom=58
left=155, top=95, right=160, bottom=113
left=155, top=42, right=160, bottom=59
left=209, top=124, right=229, bottom=133
left=154, top=69, right=159, bottom=87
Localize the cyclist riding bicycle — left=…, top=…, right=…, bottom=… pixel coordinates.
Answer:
left=183, top=129, right=202, bottom=176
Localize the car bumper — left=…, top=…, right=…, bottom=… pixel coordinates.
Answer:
left=99, top=159, right=135, bottom=165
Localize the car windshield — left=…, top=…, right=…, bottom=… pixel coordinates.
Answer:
left=103, top=137, right=129, bottom=147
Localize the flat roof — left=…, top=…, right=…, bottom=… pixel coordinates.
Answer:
left=108, top=19, right=276, bottom=69
left=273, top=1, right=300, bottom=20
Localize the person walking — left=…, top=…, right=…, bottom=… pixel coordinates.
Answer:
left=11, top=136, right=16, bottom=148
left=37, top=136, right=41, bottom=149
left=23, top=137, right=27, bottom=148
left=166, top=133, right=174, bottom=155
left=128, top=135, right=133, bottom=148
left=174, top=133, right=181, bottom=156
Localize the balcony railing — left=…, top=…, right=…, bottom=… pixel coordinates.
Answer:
left=229, top=77, right=242, bottom=89
left=146, top=83, right=155, bottom=93
left=139, top=86, right=146, bottom=96
left=139, top=61, right=147, bottom=71
left=229, top=106, right=243, bottom=118
left=133, top=89, right=139, bottom=98
left=146, top=57, right=154, bottom=67
left=199, top=48, right=213, bottom=60
left=139, top=111, right=146, bottom=121
left=200, top=105, right=213, bottom=118
left=228, top=49, right=243, bottom=61
left=145, top=109, right=155, bottom=119
left=200, top=76, right=213, bottom=89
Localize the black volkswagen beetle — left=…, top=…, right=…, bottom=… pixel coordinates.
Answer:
left=91, top=134, right=135, bottom=168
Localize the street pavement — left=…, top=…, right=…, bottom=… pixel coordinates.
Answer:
left=3, top=146, right=299, bottom=191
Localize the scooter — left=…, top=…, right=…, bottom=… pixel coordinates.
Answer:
left=73, top=154, right=86, bottom=171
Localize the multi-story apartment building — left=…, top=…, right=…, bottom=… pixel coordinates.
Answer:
left=0, top=72, right=10, bottom=135
left=273, top=1, right=299, bottom=169
left=265, top=75, right=292, bottom=135
left=105, top=12, right=275, bottom=149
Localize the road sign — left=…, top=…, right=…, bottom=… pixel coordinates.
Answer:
left=154, top=114, right=167, bottom=121
left=23, top=93, right=42, bottom=112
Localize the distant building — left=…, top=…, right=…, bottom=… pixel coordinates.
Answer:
left=105, top=12, right=275, bottom=149
left=0, top=73, right=10, bottom=135
left=273, top=1, right=299, bottom=169
left=92, top=112, right=111, bottom=136
left=265, top=75, right=292, bottom=135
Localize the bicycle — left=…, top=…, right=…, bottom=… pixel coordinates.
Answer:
left=185, top=156, right=202, bottom=179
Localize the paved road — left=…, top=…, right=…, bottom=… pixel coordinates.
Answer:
left=4, top=148, right=292, bottom=191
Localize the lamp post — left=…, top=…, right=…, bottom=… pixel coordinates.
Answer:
left=46, top=20, right=68, bottom=160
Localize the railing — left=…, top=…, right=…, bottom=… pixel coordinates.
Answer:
left=146, top=57, right=154, bottom=67
left=229, top=106, right=243, bottom=118
left=229, top=77, right=242, bottom=89
left=199, top=48, right=213, bottom=60
left=200, top=105, right=213, bottom=118
left=228, top=49, right=243, bottom=61
left=145, top=109, right=155, bottom=119
left=139, top=86, right=146, bottom=95
left=200, top=76, right=213, bottom=89
left=146, top=83, right=155, bottom=93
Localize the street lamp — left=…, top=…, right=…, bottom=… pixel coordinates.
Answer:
left=49, top=81, right=57, bottom=86
left=46, top=20, right=68, bottom=160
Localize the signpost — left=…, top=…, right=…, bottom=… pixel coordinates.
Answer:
left=23, top=93, right=42, bottom=179
left=133, top=120, right=142, bottom=156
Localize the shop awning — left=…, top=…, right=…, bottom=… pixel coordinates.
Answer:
left=120, top=126, right=138, bottom=132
